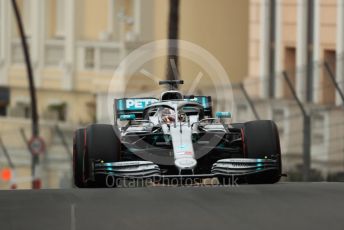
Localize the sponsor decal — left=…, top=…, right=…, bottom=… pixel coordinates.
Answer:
left=184, top=96, right=209, bottom=108
left=124, top=99, right=158, bottom=110
left=175, top=151, right=193, bottom=156
left=177, top=145, right=187, bottom=150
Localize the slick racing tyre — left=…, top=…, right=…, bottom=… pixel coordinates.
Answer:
left=73, top=124, right=121, bottom=188
left=244, top=120, right=282, bottom=184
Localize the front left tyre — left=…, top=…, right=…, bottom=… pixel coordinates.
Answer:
left=244, top=120, right=282, bottom=184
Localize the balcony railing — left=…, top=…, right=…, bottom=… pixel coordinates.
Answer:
left=10, top=38, right=145, bottom=73
left=44, top=39, right=65, bottom=67
left=77, top=41, right=123, bottom=72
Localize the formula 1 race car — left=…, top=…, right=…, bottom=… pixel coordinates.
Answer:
left=73, top=80, right=282, bottom=187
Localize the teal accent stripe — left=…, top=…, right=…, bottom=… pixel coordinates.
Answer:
left=202, top=97, right=206, bottom=107
left=118, top=100, right=124, bottom=110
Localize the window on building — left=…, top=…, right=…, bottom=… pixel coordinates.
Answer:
left=0, top=87, right=10, bottom=116
left=55, top=0, right=65, bottom=38
left=22, top=103, right=31, bottom=118
left=283, top=47, right=296, bottom=99
left=23, top=0, right=31, bottom=37
left=10, top=101, right=31, bottom=118
left=47, top=0, right=65, bottom=39
left=47, top=102, right=67, bottom=121
left=45, top=43, right=64, bottom=66
left=322, top=50, right=336, bottom=105
left=0, top=106, right=6, bottom=116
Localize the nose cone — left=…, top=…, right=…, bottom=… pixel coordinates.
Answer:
left=174, top=158, right=197, bottom=170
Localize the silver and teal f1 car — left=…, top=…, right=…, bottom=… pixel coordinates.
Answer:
left=73, top=80, right=282, bottom=187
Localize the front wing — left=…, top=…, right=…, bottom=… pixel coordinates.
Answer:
left=90, top=158, right=280, bottom=182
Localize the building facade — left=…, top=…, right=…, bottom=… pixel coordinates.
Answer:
left=0, top=0, right=156, bottom=124
left=246, top=0, right=344, bottom=178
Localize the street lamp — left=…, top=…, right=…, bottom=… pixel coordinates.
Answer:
left=11, top=0, right=41, bottom=189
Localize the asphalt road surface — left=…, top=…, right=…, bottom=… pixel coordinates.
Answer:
left=0, top=183, right=343, bottom=230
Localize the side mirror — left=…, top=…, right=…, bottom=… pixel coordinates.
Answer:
left=215, top=112, right=232, bottom=119
left=119, top=114, right=136, bottom=121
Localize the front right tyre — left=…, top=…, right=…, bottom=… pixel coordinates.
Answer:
left=73, top=124, right=121, bottom=188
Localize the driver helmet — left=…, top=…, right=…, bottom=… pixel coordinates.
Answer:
left=161, top=108, right=175, bottom=124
